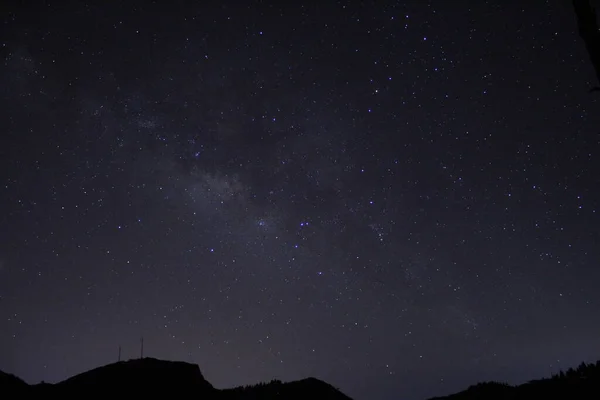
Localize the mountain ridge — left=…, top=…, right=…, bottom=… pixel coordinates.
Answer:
left=2, top=357, right=600, bottom=399
left=0, top=357, right=352, bottom=399
left=429, top=360, right=600, bottom=400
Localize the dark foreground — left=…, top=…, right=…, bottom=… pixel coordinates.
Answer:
left=1, top=357, right=600, bottom=399
left=0, top=357, right=352, bottom=399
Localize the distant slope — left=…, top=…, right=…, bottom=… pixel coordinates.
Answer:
left=429, top=361, right=600, bottom=400
left=221, top=377, right=354, bottom=400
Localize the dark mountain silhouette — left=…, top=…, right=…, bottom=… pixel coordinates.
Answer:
left=430, top=360, right=600, bottom=400
left=221, top=377, right=353, bottom=400
left=0, top=370, right=27, bottom=389
left=56, top=357, right=215, bottom=392
left=2, top=358, right=600, bottom=399
left=0, top=357, right=352, bottom=399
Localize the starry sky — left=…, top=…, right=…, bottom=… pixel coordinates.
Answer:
left=1, top=1, right=600, bottom=399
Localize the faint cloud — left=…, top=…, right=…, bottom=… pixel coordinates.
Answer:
left=137, top=118, right=157, bottom=129
left=186, top=169, right=248, bottom=210
left=5, top=46, right=37, bottom=75
left=443, top=304, right=480, bottom=336
left=202, top=171, right=246, bottom=201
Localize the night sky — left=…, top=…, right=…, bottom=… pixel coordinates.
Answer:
left=1, top=2, right=600, bottom=399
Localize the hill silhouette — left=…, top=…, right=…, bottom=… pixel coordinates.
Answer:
left=430, top=360, right=600, bottom=400
left=0, top=357, right=352, bottom=399
left=56, top=357, right=215, bottom=392
left=221, top=377, right=353, bottom=400
left=0, top=370, right=27, bottom=389
left=1, top=357, right=600, bottom=399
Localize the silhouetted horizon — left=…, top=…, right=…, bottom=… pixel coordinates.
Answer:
left=0, top=356, right=353, bottom=399
left=2, top=355, right=600, bottom=399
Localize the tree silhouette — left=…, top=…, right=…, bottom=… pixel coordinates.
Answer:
left=573, top=0, right=600, bottom=92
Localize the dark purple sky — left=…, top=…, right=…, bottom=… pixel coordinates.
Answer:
left=1, top=2, right=599, bottom=399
